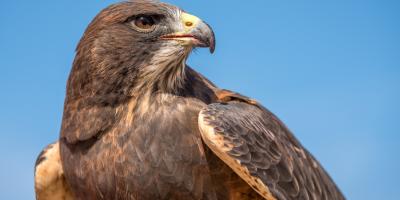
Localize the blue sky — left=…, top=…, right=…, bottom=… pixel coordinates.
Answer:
left=1, top=0, right=399, bottom=199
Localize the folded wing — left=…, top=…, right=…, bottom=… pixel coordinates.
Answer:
left=198, top=100, right=344, bottom=200
left=34, top=142, right=73, bottom=200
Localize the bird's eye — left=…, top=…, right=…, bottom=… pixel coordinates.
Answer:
left=133, top=15, right=156, bottom=32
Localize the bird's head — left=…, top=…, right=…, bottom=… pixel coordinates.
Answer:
left=68, top=0, right=215, bottom=102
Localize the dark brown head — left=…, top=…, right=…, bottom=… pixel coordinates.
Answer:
left=66, top=0, right=215, bottom=105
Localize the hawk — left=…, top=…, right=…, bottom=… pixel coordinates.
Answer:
left=34, top=1, right=345, bottom=200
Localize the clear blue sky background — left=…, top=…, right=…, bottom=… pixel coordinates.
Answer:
left=1, top=0, right=399, bottom=199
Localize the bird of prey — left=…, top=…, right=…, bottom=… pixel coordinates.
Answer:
left=34, top=1, right=345, bottom=200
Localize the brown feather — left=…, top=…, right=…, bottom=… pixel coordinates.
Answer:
left=198, top=99, right=345, bottom=200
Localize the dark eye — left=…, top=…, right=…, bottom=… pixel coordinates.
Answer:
left=133, top=15, right=156, bottom=31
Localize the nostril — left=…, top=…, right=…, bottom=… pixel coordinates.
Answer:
left=185, top=21, right=193, bottom=27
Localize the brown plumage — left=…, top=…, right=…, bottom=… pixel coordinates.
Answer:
left=34, top=1, right=345, bottom=199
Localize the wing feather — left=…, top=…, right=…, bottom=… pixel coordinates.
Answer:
left=198, top=100, right=345, bottom=200
left=34, top=142, right=73, bottom=200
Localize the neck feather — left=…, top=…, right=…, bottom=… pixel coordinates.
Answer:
left=133, top=48, right=190, bottom=95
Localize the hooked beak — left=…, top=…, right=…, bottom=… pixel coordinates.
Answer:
left=160, top=12, right=216, bottom=53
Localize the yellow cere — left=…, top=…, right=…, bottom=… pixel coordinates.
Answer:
left=181, top=12, right=201, bottom=31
